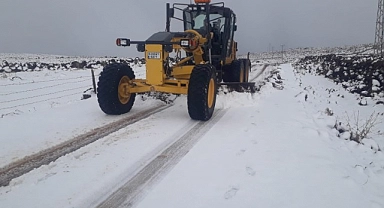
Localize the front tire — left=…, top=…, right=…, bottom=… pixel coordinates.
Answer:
left=187, top=64, right=217, bottom=121
left=97, top=63, right=136, bottom=115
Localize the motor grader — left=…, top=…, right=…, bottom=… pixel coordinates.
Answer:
left=97, top=0, right=253, bottom=121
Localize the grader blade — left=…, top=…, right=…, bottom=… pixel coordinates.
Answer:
left=219, top=82, right=258, bottom=93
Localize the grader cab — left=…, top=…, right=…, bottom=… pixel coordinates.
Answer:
left=97, top=0, right=253, bottom=121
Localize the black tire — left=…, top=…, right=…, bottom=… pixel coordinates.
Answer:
left=97, top=63, right=136, bottom=115
left=222, top=60, right=245, bottom=83
left=222, top=64, right=232, bottom=82
left=187, top=64, right=217, bottom=121
left=231, top=59, right=245, bottom=83
left=239, top=58, right=251, bottom=82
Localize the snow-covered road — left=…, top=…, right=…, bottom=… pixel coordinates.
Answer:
left=136, top=64, right=384, bottom=208
left=0, top=63, right=383, bottom=208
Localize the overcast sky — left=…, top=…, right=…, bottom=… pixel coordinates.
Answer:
left=0, top=0, right=377, bottom=57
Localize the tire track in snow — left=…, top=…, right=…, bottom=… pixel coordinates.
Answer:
left=249, top=64, right=268, bottom=82
left=97, top=109, right=228, bottom=208
left=0, top=104, right=173, bottom=187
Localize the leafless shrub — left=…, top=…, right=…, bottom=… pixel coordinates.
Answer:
left=345, top=111, right=382, bottom=143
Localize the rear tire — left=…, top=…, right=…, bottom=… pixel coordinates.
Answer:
left=239, top=58, right=250, bottom=82
left=187, top=64, right=217, bottom=121
left=222, top=60, right=245, bottom=83
left=97, top=63, right=136, bottom=115
left=231, top=59, right=245, bottom=83
left=222, top=64, right=232, bottom=82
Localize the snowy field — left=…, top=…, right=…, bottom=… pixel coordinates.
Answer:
left=0, top=63, right=148, bottom=167
left=0, top=53, right=383, bottom=208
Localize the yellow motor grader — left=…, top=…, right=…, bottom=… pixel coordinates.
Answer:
left=97, top=0, right=254, bottom=121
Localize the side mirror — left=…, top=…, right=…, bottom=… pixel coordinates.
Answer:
left=169, top=8, right=175, bottom=18
left=234, top=25, right=237, bottom=31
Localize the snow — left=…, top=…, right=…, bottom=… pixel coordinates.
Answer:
left=0, top=60, right=383, bottom=208
left=0, top=66, right=163, bottom=167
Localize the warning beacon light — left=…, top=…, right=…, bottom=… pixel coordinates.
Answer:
left=195, top=0, right=211, bottom=3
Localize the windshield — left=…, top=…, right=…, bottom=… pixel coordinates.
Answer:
left=185, top=11, right=225, bottom=32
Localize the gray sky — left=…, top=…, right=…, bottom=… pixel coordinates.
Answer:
left=0, top=0, right=376, bottom=57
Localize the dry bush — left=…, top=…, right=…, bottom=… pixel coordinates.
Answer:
left=345, top=111, right=382, bottom=143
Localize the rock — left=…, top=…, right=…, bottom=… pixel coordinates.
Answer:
left=4, top=67, right=11, bottom=73
left=79, top=61, right=87, bottom=69
left=373, top=79, right=380, bottom=87
left=70, top=61, right=81, bottom=69
left=358, top=99, right=368, bottom=106
left=2, top=60, right=9, bottom=67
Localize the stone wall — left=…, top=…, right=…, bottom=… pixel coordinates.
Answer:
left=0, top=57, right=146, bottom=73
left=293, top=54, right=384, bottom=99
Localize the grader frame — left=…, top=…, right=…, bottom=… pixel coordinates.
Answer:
left=97, top=0, right=253, bottom=121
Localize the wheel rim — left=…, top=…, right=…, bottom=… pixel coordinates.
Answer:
left=207, top=78, right=215, bottom=108
left=118, top=76, right=131, bottom=104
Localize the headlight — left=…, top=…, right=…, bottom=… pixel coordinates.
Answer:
left=120, top=39, right=127, bottom=45
left=180, top=39, right=190, bottom=47
left=147, top=52, right=161, bottom=59
left=116, top=38, right=130, bottom=47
